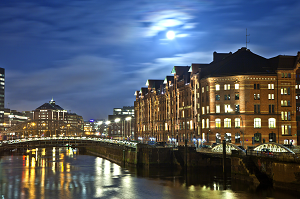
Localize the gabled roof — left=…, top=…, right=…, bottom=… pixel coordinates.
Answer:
left=36, top=100, right=64, bottom=111
left=201, top=47, right=274, bottom=78
left=164, top=76, right=174, bottom=84
left=146, top=79, right=164, bottom=90
left=269, top=55, right=298, bottom=70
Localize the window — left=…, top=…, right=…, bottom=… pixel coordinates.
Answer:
left=215, top=84, right=220, bottom=91
left=224, top=104, right=231, bottom=113
left=268, top=84, right=274, bottom=89
left=216, top=133, right=221, bottom=143
left=235, top=118, right=240, bottom=128
left=288, top=87, right=290, bottom=95
left=281, top=125, right=291, bottom=135
left=269, top=104, right=274, bottom=113
left=206, top=106, right=209, bottom=114
left=225, top=133, right=231, bottom=143
left=268, top=118, right=276, bottom=128
left=254, top=132, right=261, bottom=143
left=224, top=84, right=230, bottom=90
left=202, top=87, right=204, bottom=93
left=257, top=94, right=260, bottom=100
left=224, top=118, right=231, bottom=128
left=224, top=94, right=230, bottom=100
left=235, top=94, right=239, bottom=100
left=254, top=118, right=261, bottom=128
left=268, top=94, right=274, bottom=100
left=215, top=118, right=221, bottom=128
left=235, top=104, right=240, bottom=113
left=206, top=118, right=209, bottom=128
left=202, top=107, right=205, bottom=115
left=202, top=119, right=205, bottom=129
left=254, top=104, right=260, bottom=113
left=235, top=132, right=240, bottom=143
left=216, top=94, right=220, bottom=100
left=216, top=105, right=220, bottom=113
left=288, top=73, right=291, bottom=78
left=235, top=84, right=239, bottom=89
left=254, top=84, right=260, bottom=89
left=206, top=85, right=209, bottom=91
left=269, top=132, right=276, bottom=142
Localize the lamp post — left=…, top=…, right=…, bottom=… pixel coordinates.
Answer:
left=126, top=117, right=131, bottom=140
left=115, top=118, right=120, bottom=140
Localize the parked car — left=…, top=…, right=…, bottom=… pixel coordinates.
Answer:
left=261, top=148, right=273, bottom=156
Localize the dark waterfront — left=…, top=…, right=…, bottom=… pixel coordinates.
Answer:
left=0, top=147, right=298, bottom=199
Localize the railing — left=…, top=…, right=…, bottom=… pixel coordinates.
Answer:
left=0, top=137, right=138, bottom=148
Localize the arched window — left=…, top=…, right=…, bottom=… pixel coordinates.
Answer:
left=235, top=132, right=240, bottom=143
left=254, top=132, right=261, bottom=143
left=268, top=118, right=276, bottom=128
left=216, top=133, right=221, bottom=143
left=254, top=118, right=261, bottom=128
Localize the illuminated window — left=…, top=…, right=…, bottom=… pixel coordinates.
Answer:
left=202, top=107, right=205, bottom=115
left=224, top=104, right=231, bottom=113
left=281, top=125, right=291, bottom=135
left=254, top=118, right=261, bottom=128
left=268, top=94, right=274, bottom=100
left=216, top=94, right=220, bottom=100
left=206, top=106, right=209, bottom=114
left=224, top=84, right=230, bottom=90
left=202, top=87, right=204, bottom=93
left=224, top=118, right=231, bottom=128
left=215, top=84, right=220, bottom=91
left=268, top=84, right=274, bottom=89
left=235, top=118, right=240, bottom=128
left=216, top=105, right=220, bottom=113
left=206, top=85, right=209, bottom=91
left=235, top=84, right=239, bottom=89
left=202, top=119, right=205, bottom=129
left=216, top=133, right=221, bottom=143
left=215, top=118, right=221, bottom=128
left=206, top=118, right=209, bottom=128
left=268, top=118, right=276, bottom=128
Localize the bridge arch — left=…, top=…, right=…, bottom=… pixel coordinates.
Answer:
left=211, top=143, right=245, bottom=154
left=253, top=143, right=295, bottom=154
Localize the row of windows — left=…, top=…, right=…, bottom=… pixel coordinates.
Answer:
left=210, top=118, right=276, bottom=129
left=215, top=83, right=239, bottom=91
left=215, top=104, right=239, bottom=114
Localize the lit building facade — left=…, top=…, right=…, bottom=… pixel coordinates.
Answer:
left=135, top=48, right=300, bottom=147
left=107, top=106, right=135, bottom=140
left=32, top=99, right=84, bottom=136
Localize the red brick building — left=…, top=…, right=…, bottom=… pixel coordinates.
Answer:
left=135, top=48, right=300, bottom=148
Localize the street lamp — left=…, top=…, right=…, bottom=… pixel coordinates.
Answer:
left=126, top=117, right=131, bottom=140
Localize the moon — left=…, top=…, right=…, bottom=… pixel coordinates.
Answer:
left=166, top=31, right=175, bottom=40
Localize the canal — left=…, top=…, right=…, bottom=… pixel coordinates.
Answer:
left=0, top=147, right=298, bottom=199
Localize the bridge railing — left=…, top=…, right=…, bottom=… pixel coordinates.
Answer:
left=0, top=137, right=138, bottom=148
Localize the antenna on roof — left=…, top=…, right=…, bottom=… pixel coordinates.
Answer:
left=246, top=28, right=250, bottom=49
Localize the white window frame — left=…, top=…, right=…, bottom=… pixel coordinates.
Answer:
left=254, top=118, right=261, bottom=128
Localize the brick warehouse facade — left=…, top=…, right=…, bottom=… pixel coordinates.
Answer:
left=134, top=48, right=300, bottom=148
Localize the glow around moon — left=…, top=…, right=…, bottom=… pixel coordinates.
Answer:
left=166, top=31, right=175, bottom=40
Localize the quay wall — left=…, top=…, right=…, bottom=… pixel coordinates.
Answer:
left=231, top=154, right=300, bottom=192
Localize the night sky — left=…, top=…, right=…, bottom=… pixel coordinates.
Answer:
left=1, top=0, right=300, bottom=120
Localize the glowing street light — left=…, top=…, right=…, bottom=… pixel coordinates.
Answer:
left=115, top=118, right=120, bottom=123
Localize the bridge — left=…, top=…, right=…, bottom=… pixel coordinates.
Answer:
left=0, top=137, right=138, bottom=151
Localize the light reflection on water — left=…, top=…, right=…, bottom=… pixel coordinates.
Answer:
left=0, top=147, right=298, bottom=199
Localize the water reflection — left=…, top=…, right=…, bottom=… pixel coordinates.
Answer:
left=0, top=147, right=298, bottom=199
